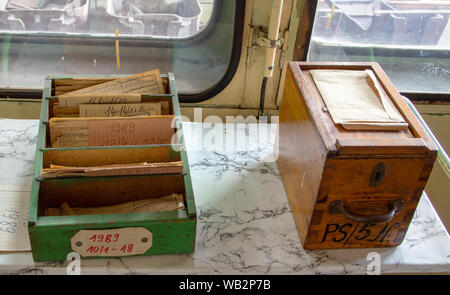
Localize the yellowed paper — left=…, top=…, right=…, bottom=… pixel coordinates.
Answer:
left=79, top=103, right=162, bottom=118
left=60, top=202, right=76, bottom=216
left=49, top=116, right=175, bottom=148
left=53, top=105, right=79, bottom=117
left=45, top=193, right=184, bottom=216
left=49, top=118, right=89, bottom=147
left=0, top=186, right=31, bottom=252
left=365, top=70, right=405, bottom=123
left=340, top=122, right=409, bottom=131
left=41, top=161, right=184, bottom=178
left=58, top=94, right=142, bottom=107
left=59, top=69, right=165, bottom=98
left=310, top=69, right=407, bottom=130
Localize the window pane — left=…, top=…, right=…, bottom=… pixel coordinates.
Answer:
left=308, top=0, right=450, bottom=93
left=0, top=0, right=233, bottom=95
left=0, top=0, right=212, bottom=38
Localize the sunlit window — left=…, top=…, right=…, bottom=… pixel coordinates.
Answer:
left=308, top=0, right=450, bottom=93
left=0, top=0, right=212, bottom=38
left=0, top=0, right=237, bottom=97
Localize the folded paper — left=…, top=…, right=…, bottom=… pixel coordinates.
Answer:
left=310, top=69, right=408, bottom=131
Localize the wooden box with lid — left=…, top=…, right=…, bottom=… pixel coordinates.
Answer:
left=277, top=62, right=437, bottom=249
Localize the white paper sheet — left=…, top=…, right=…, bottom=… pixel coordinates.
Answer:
left=0, top=186, right=31, bottom=252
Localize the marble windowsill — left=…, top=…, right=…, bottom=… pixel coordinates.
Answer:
left=0, top=119, right=449, bottom=275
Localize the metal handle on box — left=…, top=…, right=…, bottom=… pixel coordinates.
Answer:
left=328, top=199, right=404, bottom=223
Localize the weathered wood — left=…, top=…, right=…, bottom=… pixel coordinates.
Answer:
left=278, top=62, right=437, bottom=249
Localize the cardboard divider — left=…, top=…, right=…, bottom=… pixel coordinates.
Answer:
left=49, top=116, right=176, bottom=148
left=43, top=146, right=180, bottom=168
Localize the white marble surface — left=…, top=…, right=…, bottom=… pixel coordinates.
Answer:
left=0, top=119, right=449, bottom=274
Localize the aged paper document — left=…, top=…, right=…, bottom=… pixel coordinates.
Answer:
left=53, top=105, right=79, bottom=117
left=58, top=69, right=165, bottom=106
left=58, top=94, right=142, bottom=107
left=310, top=69, right=407, bottom=130
left=41, top=161, right=184, bottom=178
left=49, top=116, right=175, bottom=147
left=44, top=193, right=185, bottom=216
left=0, top=186, right=31, bottom=252
left=54, top=101, right=169, bottom=117
left=79, top=102, right=162, bottom=117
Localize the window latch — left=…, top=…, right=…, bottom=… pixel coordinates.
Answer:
left=253, top=37, right=284, bottom=48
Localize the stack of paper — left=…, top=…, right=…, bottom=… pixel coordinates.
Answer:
left=41, top=162, right=184, bottom=178
left=48, top=69, right=175, bottom=148
left=310, top=69, right=408, bottom=131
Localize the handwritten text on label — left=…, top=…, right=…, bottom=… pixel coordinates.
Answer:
left=71, top=227, right=152, bottom=257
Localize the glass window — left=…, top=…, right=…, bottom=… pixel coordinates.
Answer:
left=0, top=0, right=211, bottom=38
left=0, top=0, right=236, bottom=96
left=308, top=0, right=450, bottom=94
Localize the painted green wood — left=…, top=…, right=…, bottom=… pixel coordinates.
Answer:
left=29, top=79, right=51, bottom=224
left=183, top=163, right=197, bottom=217
left=37, top=208, right=187, bottom=226
left=168, top=72, right=197, bottom=217
left=29, top=213, right=196, bottom=262
left=29, top=72, right=197, bottom=261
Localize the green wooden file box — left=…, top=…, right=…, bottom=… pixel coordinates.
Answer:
left=28, top=73, right=197, bottom=262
